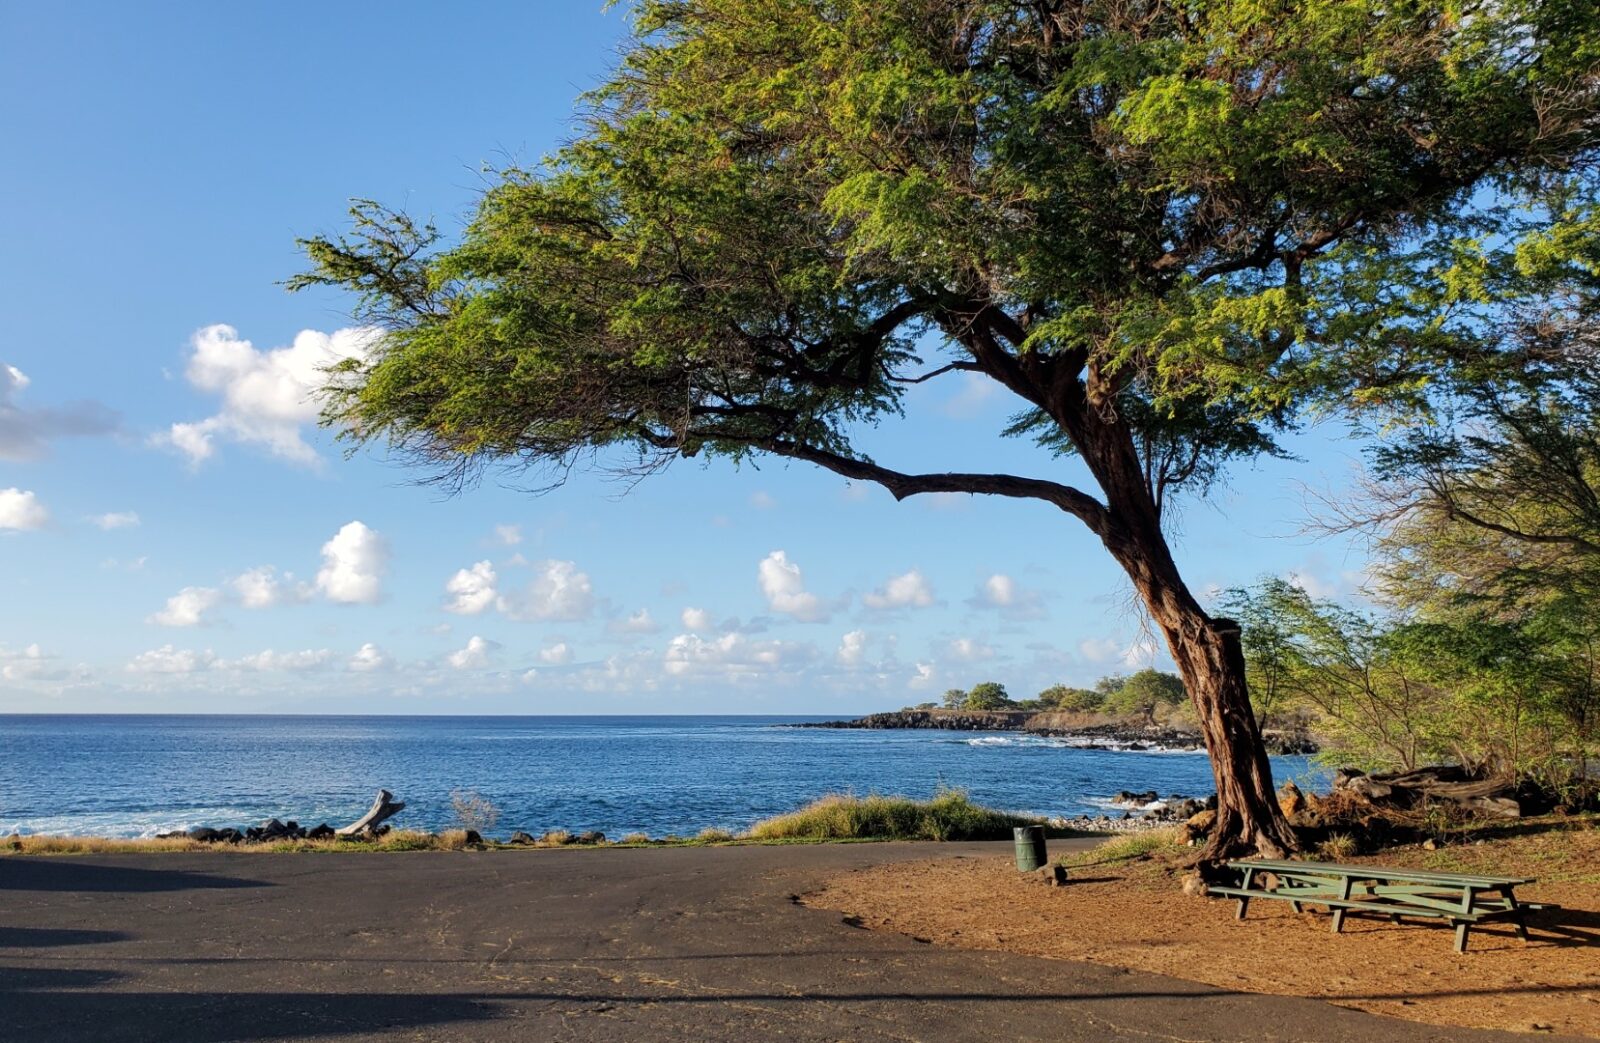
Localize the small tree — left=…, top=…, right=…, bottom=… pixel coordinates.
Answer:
left=1038, top=684, right=1102, bottom=713
left=1102, top=669, right=1187, bottom=721
left=963, top=681, right=1014, bottom=711
left=941, top=688, right=967, bottom=710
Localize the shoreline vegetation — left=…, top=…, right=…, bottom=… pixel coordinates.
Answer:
left=799, top=707, right=1319, bottom=756
left=4, top=791, right=1074, bottom=856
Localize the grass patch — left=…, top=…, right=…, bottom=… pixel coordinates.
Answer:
left=747, top=790, right=1038, bottom=842
left=4, top=829, right=481, bottom=856
left=1062, top=828, right=1185, bottom=869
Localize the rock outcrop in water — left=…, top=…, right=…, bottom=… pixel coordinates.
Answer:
left=800, top=709, right=1317, bottom=755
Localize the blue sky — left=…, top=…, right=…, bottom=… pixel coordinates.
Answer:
left=0, top=3, right=1373, bottom=714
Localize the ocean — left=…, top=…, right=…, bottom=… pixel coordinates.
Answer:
left=0, top=715, right=1319, bottom=838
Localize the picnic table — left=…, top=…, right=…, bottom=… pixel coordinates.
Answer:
left=1209, top=858, right=1552, bottom=952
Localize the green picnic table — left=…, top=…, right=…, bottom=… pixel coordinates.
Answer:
left=1209, top=858, right=1554, bottom=952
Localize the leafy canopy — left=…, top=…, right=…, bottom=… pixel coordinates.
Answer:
left=293, top=0, right=1600, bottom=529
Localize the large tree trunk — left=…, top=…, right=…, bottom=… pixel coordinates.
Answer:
left=1073, top=412, right=1300, bottom=863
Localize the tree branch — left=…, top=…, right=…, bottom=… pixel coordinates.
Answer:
left=756, top=437, right=1114, bottom=535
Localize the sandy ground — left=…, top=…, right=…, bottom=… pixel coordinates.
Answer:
left=806, top=841, right=1600, bottom=1038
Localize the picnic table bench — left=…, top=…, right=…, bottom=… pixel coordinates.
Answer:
left=1210, top=858, right=1554, bottom=952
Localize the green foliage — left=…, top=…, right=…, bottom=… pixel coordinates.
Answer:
left=1100, top=669, right=1187, bottom=718
left=964, top=681, right=1013, bottom=710
left=746, top=790, right=1037, bottom=841
left=1038, top=684, right=1103, bottom=712
left=292, top=0, right=1599, bottom=515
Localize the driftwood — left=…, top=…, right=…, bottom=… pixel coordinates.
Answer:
left=1334, top=766, right=1522, bottom=818
left=336, top=789, right=407, bottom=836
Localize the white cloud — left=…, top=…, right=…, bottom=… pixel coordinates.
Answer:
left=90, top=511, right=140, bottom=531
left=909, top=662, right=936, bottom=689
left=148, top=586, right=222, bottom=627
left=837, top=629, right=867, bottom=667
left=127, top=645, right=215, bottom=674
left=498, top=559, right=594, bottom=621
left=749, top=490, right=778, bottom=510
left=232, top=566, right=309, bottom=609
left=447, top=635, right=498, bottom=670
left=444, top=560, right=498, bottom=615
left=663, top=631, right=815, bottom=681
left=681, top=607, right=715, bottom=632
left=947, top=636, right=995, bottom=662
left=161, top=324, right=379, bottom=466
left=1078, top=637, right=1122, bottom=664
left=969, top=572, right=1046, bottom=620
left=225, top=648, right=333, bottom=672
left=1121, top=638, right=1158, bottom=669
left=1286, top=570, right=1340, bottom=600
left=316, top=521, right=387, bottom=604
left=493, top=523, right=523, bottom=546
left=610, top=608, right=659, bottom=635
left=1, top=643, right=50, bottom=681
left=0, top=488, right=49, bottom=530
left=939, top=372, right=1000, bottom=419
left=0, top=363, right=117, bottom=462
left=758, top=550, right=830, bottom=622
left=348, top=642, right=390, bottom=672
left=862, top=568, right=934, bottom=610
left=537, top=642, right=574, bottom=665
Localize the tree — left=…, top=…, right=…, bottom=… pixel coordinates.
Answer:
left=295, top=1, right=1600, bottom=858
left=1102, top=668, right=1187, bottom=720
left=941, top=688, right=967, bottom=710
left=963, top=681, right=1014, bottom=710
left=1038, top=684, right=1102, bottom=713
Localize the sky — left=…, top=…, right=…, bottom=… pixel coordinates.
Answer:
left=0, top=3, right=1375, bottom=715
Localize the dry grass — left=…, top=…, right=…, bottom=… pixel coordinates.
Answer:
left=748, top=790, right=1038, bottom=841
left=5, top=829, right=476, bottom=855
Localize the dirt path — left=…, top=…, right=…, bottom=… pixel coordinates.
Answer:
left=2, top=843, right=1579, bottom=1042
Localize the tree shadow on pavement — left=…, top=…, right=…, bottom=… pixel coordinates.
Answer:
left=0, top=861, right=270, bottom=893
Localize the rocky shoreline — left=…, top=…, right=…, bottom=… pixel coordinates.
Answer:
left=799, top=709, right=1317, bottom=755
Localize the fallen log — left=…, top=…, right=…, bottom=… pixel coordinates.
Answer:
left=1334, top=767, right=1523, bottom=818
left=335, top=789, right=406, bottom=836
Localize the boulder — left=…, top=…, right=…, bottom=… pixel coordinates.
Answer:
left=1112, top=790, right=1159, bottom=806
left=1180, top=872, right=1208, bottom=897
left=306, top=824, right=335, bottom=839
left=576, top=831, right=606, bottom=845
left=509, top=831, right=537, bottom=845
left=463, top=829, right=483, bottom=846
left=1279, top=781, right=1306, bottom=819
left=187, top=826, right=224, bottom=842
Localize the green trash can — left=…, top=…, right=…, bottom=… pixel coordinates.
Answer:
left=1013, top=825, right=1047, bottom=871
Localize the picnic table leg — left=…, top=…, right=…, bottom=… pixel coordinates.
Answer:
left=1453, top=920, right=1471, bottom=953
left=1329, top=875, right=1353, bottom=934
left=1236, top=867, right=1254, bottom=920
left=1503, top=887, right=1530, bottom=942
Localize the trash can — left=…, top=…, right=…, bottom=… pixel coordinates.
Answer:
left=1013, top=824, right=1047, bottom=871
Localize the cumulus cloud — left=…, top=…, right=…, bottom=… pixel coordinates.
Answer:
left=663, top=631, right=815, bottom=681
left=148, top=586, right=222, bottom=627
left=232, top=566, right=310, bottom=609
left=492, top=523, right=523, bottom=546
left=447, top=635, right=498, bottom=669
left=498, top=559, right=595, bottom=621
left=225, top=648, right=333, bottom=672
left=610, top=609, right=659, bottom=635
left=749, top=490, right=777, bottom=510
left=758, top=550, right=831, bottom=622
left=0, top=488, right=49, bottom=530
left=537, top=642, right=574, bottom=665
left=947, top=636, right=995, bottom=662
left=1121, top=638, right=1158, bottom=669
left=160, top=324, right=379, bottom=466
left=127, top=645, right=215, bottom=674
left=0, top=364, right=117, bottom=462
left=862, top=568, right=934, bottom=611
left=444, top=561, right=498, bottom=615
left=968, top=572, right=1046, bottom=620
left=909, top=662, right=936, bottom=689
left=348, top=642, right=390, bottom=672
left=0, top=643, right=71, bottom=682
left=681, top=607, right=715, bottom=632
left=1078, top=637, right=1123, bottom=664
left=90, top=511, right=140, bottom=531
left=836, top=629, right=868, bottom=667
left=316, top=521, right=387, bottom=604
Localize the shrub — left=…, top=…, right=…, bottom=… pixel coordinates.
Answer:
left=450, top=789, right=501, bottom=833
left=1317, top=832, right=1360, bottom=860
left=697, top=827, right=735, bottom=843
left=1039, top=684, right=1103, bottom=712
left=618, top=832, right=652, bottom=844
left=539, top=829, right=573, bottom=846
left=747, top=790, right=1037, bottom=841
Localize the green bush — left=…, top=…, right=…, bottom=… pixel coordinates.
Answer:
left=747, top=790, right=1037, bottom=841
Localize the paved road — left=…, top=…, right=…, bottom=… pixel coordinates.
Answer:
left=0, top=844, right=1570, bottom=1042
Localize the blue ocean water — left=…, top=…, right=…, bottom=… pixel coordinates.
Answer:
left=0, top=715, right=1319, bottom=838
